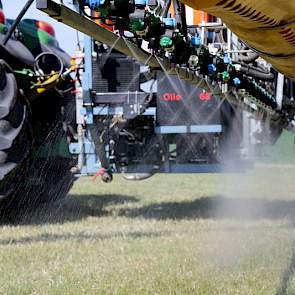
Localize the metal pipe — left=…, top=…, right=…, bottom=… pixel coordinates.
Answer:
left=3, top=0, right=35, bottom=46
left=200, top=11, right=205, bottom=44
left=77, top=124, right=84, bottom=171
left=161, top=0, right=171, bottom=17
left=187, top=25, right=225, bottom=30
left=227, top=50, right=254, bottom=54
left=227, top=28, right=231, bottom=58
left=276, top=73, right=284, bottom=110
left=189, top=21, right=223, bottom=28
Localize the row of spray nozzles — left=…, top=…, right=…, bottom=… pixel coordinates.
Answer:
left=83, top=0, right=231, bottom=66
left=83, top=0, right=276, bottom=99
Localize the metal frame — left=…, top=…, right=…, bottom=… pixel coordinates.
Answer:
left=155, top=125, right=222, bottom=134
left=38, top=0, right=264, bottom=176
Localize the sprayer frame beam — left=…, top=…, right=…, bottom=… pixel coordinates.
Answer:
left=36, top=0, right=160, bottom=68
left=36, top=0, right=217, bottom=92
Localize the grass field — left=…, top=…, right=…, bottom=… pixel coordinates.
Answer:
left=1, top=165, right=295, bottom=294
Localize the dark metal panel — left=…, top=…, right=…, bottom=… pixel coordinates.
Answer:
left=157, top=72, right=221, bottom=126
left=92, top=56, right=140, bottom=93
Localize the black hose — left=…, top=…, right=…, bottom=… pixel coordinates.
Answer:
left=237, top=52, right=259, bottom=64
left=121, top=172, right=154, bottom=181
left=89, top=124, right=110, bottom=171
left=121, top=165, right=159, bottom=181
left=239, top=65, right=274, bottom=81
left=179, top=2, right=187, bottom=37
left=238, top=63, right=275, bottom=81
left=173, top=0, right=187, bottom=37
left=240, top=62, right=270, bottom=74
left=2, top=0, right=35, bottom=46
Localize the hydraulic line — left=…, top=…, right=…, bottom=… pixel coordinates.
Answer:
left=2, top=0, right=35, bottom=46
left=121, top=165, right=160, bottom=181
left=173, top=0, right=187, bottom=36
left=239, top=64, right=274, bottom=81
left=179, top=2, right=188, bottom=37
left=89, top=123, right=111, bottom=171
left=237, top=52, right=259, bottom=64
left=122, top=172, right=156, bottom=181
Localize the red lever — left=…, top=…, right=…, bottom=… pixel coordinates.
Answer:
left=92, top=168, right=106, bottom=181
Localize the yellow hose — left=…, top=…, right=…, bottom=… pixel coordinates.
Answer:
left=28, top=65, right=76, bottom=99
left=34, top=73, right=61, bottom=95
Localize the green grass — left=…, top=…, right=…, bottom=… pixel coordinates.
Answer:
left=261, top=131, right=295, bottom=164
left=1, top=167, right=295, bottom=294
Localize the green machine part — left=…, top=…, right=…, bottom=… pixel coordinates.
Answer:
left=17, top=19, right=58, bottom=51
left=0, top=1, right=6, bottom=34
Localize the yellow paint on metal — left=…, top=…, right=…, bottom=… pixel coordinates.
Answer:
left=34, top=73, right=60, bottom=94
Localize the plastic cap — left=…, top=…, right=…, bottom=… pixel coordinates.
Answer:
left=135, top=0, right=147, bottom=6
left=223, top=53, right=232, bottom=64
left=160, top=36, right=173, bottom=48
left=233, top=77, right=241, bottom=85
left=86, top=0, right=105, bottom=9
left=208, top=64, right=216, bottom=73
left=222, top=71, right=230, bottom=81
left=191, top=36, right=201, bottom=46
left=163, top=18, right=176, bottom=27
left=131, top=19, right=145, bottom=31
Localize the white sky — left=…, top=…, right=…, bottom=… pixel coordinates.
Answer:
left=2, top=0, right=78, bottom=55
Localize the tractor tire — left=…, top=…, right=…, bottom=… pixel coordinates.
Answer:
left=0, top=62, right=31, bottom=200
left=0, top=144, right=76, bottom=223
left=25, top=156, right=76, bottom=206
left=21, top=86, right=77, bottom=207
left=0, top=65, right=76, bottom=223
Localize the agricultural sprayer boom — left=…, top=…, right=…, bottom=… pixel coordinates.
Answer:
left=33, top=0, right=295, bottom=183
